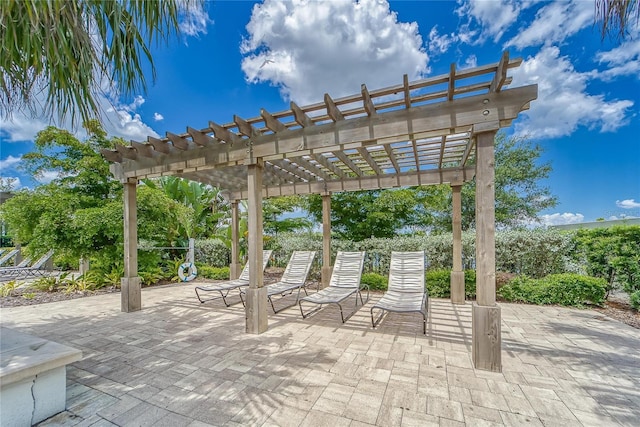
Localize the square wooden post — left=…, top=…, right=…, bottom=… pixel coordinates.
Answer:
left=245, top=161, right=267, bottom=334
left=451, top=184, right=465, bottom=304
left=230, top=200, right=241, bottom=280
left=473, top=130, right=501, bottom=372
left=122, top=179, right=141, bottom=313
left=321, top=193, right=332, bottom=287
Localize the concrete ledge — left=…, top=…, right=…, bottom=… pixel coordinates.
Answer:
left=0, top=327, right=82, bottom=426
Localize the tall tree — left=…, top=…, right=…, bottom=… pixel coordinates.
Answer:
left=0, top=0, right=202, bottom=125
left=305, top=133, right=556, bottom=239
left=142, top=176, right=230, bottom=240
left=596, top=0, right=639, bottom=40
left=428, top=133, right=557, bottom=231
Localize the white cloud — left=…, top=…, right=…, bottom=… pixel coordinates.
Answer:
left=460, top=54, right=478, bottom=69
left=179, top=1, right=212, bottom=37
left=594, top=38, right=640, bottom=80
left=506, top=0, right=593, bottom=49
left=153, top=112, right=164, bottom=121
left=35, top=170, right=60, bottom=185
left=0, top=93, right=159, bottom=144
left=0, top=176, right=22, bottom=190
left=241, top=0, right=429, bottom=105
left=455, top=0, right=522, bottom=44
left=511, top=46, right=634, bottom=138
left=616, top=199, right=640, bottom=209
left=539, top=212, right=585, bottom=226
left=0, top=155, right=22, bottom=170
left=428, top=26, right=457, bottom=55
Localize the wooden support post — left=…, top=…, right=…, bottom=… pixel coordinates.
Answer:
left=245, top=161, right=267, bottom=334
left=451, top=184, right=465, bottom=304
left=122, top=180, right=141, bottom=313
left=473, top=131, right=501, bottom=372
left=230, top=200, right=241, bottom=280
left=79, top=258, right=90, bottom=276
left=321, top=193, right=332, bottom=287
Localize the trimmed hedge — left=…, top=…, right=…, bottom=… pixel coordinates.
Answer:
left=361, top=272, right=387, bottom=291
left=497, top=273, right=606, bottom=307
left=196, top=265, right=230, bottom=280
left=425, top=269, right=476, bottom=298
left=195, top=239, right=230, bottom=267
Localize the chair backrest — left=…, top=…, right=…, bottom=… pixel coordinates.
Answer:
left=329, top=251, right=365, bottom=289
left=30, top=250, right=54, bottom=269
left=238, top=250, right=273, bottom=281
left=16, top=257, right=32, bottom=268
left=281, top=251, right=316, bottom=284
left=0, top=249, right=19, bottom=266
left=388, top=251, right=425, bottom=294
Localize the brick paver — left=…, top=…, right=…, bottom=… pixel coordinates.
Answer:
left=1, top=283, right=639, bottom=426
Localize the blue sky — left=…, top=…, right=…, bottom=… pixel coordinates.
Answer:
left=1, top=0, right=639, bottom=225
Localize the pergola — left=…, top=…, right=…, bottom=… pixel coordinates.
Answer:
left=102, top=52, right=537, bottom=372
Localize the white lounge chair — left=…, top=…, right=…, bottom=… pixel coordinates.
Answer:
left=299, top=251, right=367, bottom=323
left=0, top=249, right=20, bottom=267
left=370, top=251, right=428, bottom=334
left=0, top=250, right=54, bottom=280
left=194, top=250, right=273, bottom=306
left=242, top=251, right=316, bottom=313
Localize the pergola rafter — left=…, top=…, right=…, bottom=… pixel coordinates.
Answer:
left=103, top=52, right=537, bottom=373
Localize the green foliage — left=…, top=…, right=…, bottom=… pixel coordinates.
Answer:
left=496, top=228, right=579, bottom=278
left=142, top=177, right=229, bottom=240
left=361, top=272, right=388, bottom=291
left=426, top=269, right=450, bottom=297
left=22, top=292, right=36, bottom=300
left=196, top=265, right=230, bottom=280
left=630, top=290, right=640, bottom=311
left=263, top=196, right=311, bottom=236
left=574, top=226, right=640, bottom=295
left=195, top=239, right=231, bottom=267
left=0, top=0, right=197, bottom=124
left=29, top=276, right=61, bottom=293
left=498, top=274, right=606, bottom=307
left=306, top=188, right=434, bottom=241
left=0, top=281, right=18, bottom=297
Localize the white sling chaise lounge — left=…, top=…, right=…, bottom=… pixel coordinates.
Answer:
left=370, top=251, right=428, bottom=334
left=299, top=251, right=367, bottom=323
left=195, top=250, right=272, bottom=306
left=241, top=251, right=316, bottom=313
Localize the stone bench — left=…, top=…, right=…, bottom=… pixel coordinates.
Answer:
left=0, top=327, right=82, bottom=426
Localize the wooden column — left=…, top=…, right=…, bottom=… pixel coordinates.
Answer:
left=473, top=130, right=501, bottom=371
left=230, top=200, right=241, bottom=280
left=451, top=184, right=465, bottom=304
left=245, top=160, right=267, bottom=334
left=122, top=179, right=141, bottom=312
left=321, top=193, right=332, bottom=287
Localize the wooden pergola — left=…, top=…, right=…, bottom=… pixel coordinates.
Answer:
left=102, top=52, right=537, bottom=372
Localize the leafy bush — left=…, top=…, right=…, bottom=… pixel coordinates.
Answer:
left=196, top=265, right=230, bottom=280
left=425, top=269, right=476, bottom=299
left=498, top=273, right=606, bottom=307
left=195, top=239, right=230, bottom=267
left=426, top=269, right=450, bottom=297
left=495, top=228, right=578, bottom=278
left=0, top=281, right=18, bottom=297
left=630, top=290, right=640, bottom=311
left=574, top=226, right=640, bottom=296
left=361, top=272, right=387, bottom=291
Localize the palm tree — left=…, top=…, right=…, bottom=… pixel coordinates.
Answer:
left=0, top=0, right=202, bottom=125
left=596, top=0, right=639, bottom=40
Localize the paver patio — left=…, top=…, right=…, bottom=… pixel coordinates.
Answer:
left=1, top=283, right=638, bottom=426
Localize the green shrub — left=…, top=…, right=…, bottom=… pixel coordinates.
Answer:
left=630, top=290, right=640, bottom=311
left=361, top=272, right=387, bottom=291
left=196, top=265, right=230, bottom=280
left=464, top=270, right=476, bottom=299
left=498, top=273, right=606, bottom=307
left=195, top=239, right=231, bottom=267
left=426, top=269, right=450, bottom=297
left=574, top=226, right=640, bottom=296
